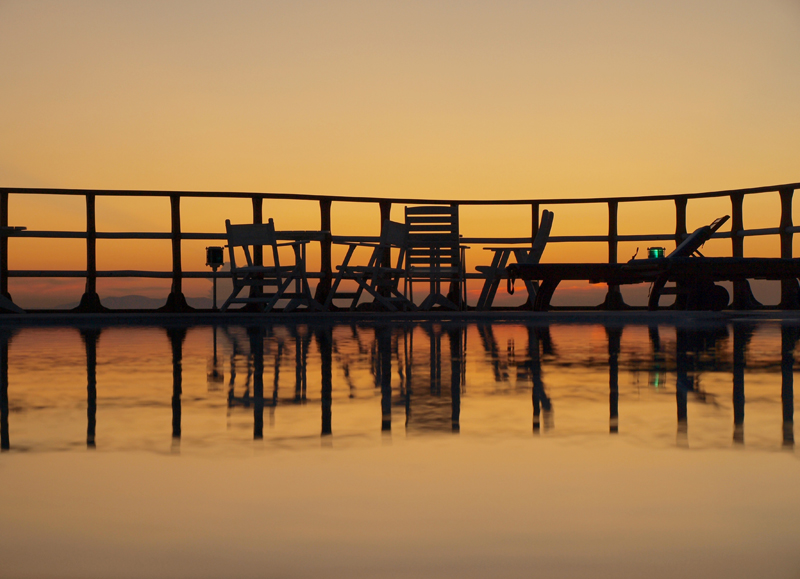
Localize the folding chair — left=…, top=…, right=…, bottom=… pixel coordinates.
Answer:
left=220, top=219, right=322, bottom=312
left=325, top=220, right=414, bottom=311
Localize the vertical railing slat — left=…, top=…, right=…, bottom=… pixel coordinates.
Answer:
left=779, top=188, right=798, bottom=308
left=0, top=191, right=9, bottom=300
left=162, top=194, right=189, bottom=311
left=603, top=201, right=624, bottom=309
left=730, top=192, right=758, bottom=309
left=315, top=199, right=333, bottom=304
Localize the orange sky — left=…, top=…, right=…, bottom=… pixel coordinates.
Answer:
left=1, top=1, right=799, bottom=307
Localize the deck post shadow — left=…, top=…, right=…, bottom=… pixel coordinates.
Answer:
left=732, top=325, right=750, bottom=445
left=293, top=327, right=309, bottom=404
left=528, top=327, right=552, bottom=433
left=781, top=325, right=796, bottom=447
left=317, top=326, right=333, bottom=436
left=447, top=326, right=462, bottom=432
left=676, top=330, right=690, bottom=445
left=377, top=326, right=392, bottom=432
left=81, top=328, right=100, bottom=448
left=248, top=326, right=264, bottom=440
left=607, top=327, right=621, bottom=433
left=168, top=327, right=187, bottom=442
left=1, top=330, right=10, bottom=451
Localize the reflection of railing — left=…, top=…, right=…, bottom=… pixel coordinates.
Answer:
left=0, top=322, right=795, bottom=451
left=1, top=182, right=799, bottom=310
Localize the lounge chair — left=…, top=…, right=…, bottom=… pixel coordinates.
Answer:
left=507, top=215, right=800, bottom=311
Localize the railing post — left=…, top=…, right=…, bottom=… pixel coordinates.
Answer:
left=314, top=199, right=333, bottom=304
left=379, top=201, right=392, bottom=269
left=603, top=201, right=625, bottom=309
left=242, top=197, right=265, bottom=307
left=1, top=329, right=9, bottom=450
left=524, top=202, right=541, bottom=309
left=674, top=197, right=687, bottom=248
left=730, top=192, right=759, bottom=309
left=76, top=193, right=104, bottom=312
left=0, top=191, right=9, bottom=301
left=779, top=188, right=799, bottom=309
left=252, top=196, right=263, bottom=264
left=162, top=194, right=190, bottom=311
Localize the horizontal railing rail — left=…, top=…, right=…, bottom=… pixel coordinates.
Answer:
left=1, top=182, right=799, bottom=311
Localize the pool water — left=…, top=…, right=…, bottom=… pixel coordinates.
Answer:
left=1, top=319, right=799, bottom=578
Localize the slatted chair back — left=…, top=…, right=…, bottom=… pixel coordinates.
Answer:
left=405, top=205, right=461, bottom=275
left=404, top=204, right=464, bottom=309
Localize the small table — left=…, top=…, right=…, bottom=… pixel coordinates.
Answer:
left=475, top=247, right=536, bottom=310
left=0, top=227, right=26, bottom=313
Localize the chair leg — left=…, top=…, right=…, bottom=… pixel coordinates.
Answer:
left=220, top=284, right=244, bottom=311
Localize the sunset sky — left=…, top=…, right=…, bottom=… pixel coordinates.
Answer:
left=1, top=1, right=799, bottom=307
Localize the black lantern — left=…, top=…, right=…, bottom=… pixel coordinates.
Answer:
left=206, top=246, right=224, bottom=269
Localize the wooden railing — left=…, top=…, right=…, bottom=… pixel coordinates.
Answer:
left=1, top=182, right=799, bottom=311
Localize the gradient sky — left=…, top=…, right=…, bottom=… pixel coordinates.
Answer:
left=1, top=0, right=799, bottom=306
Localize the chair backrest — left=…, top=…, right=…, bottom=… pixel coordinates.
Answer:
left=225, top=218, right=279, bottom=268
left=526, top=209, right=554, bottom=264
left=668, top=215, right=729, bottom=258
left=380, top=219, right=409, bottom=248
left=404, top=205, right=460, bottom=273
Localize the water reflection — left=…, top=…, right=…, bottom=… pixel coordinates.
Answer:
left=0, top=319, right=798, bottom=453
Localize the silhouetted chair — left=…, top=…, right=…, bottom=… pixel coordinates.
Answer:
left=221, top=219, right=322, bottom=312
left=404, top=205, right=466, bottom=310
left=324, top=220, right=415, bottom=311
left=476, top=209, right=554, bottom=310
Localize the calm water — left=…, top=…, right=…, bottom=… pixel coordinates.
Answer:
left=2, top=318, right=800, bottom=578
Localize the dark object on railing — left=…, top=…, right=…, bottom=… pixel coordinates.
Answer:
left=405, top=204, right=465, bottom=310
left=221, top=219, right=323, bottom=312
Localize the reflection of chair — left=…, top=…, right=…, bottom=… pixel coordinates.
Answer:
left=221, top=219, right=322, bottom=312
left=405, top=205, right=466, bottom=310
left=476, top=209, right=554, bottom=310
left=324, top=220, right=414, bottom=311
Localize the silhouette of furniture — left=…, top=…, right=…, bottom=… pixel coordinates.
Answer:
left=404, top=205, right=466, bottom=310
left=221, top=219, right=322, bottom=312
left=508, top=215, right=800, bottom=311
left=0, top=226, right=25, bottom=313
left=476, top=209, right=554, bottom=310
left=324, top=220, right=415, bottom=311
